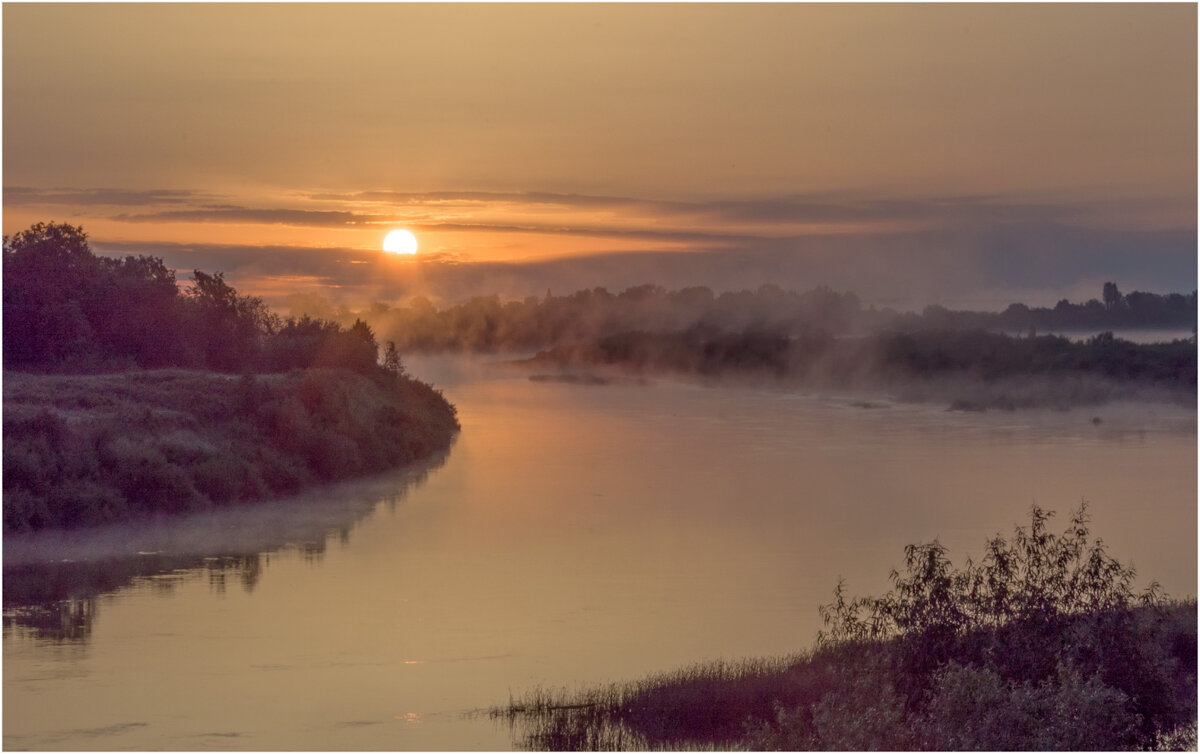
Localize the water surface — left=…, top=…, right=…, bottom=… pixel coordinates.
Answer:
left=5, top=355, right=1195, bottom=750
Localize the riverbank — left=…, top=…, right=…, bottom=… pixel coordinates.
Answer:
left=496, top=601, right=1197, bottom=750
left=3, top=368, right=459, bottom=532
left=495, top=506, right=1198, bottom=750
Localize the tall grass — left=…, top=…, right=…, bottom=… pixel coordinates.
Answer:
left=3, top=368, right=458, bottom=531
left=494, top=506, right=1197, bottom=751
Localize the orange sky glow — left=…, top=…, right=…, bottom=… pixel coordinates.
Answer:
left=4, top=3, right=1195, bottom=310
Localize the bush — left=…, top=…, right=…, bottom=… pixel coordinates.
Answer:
left=919, top=662, right=1140, bottom=751
left=4, top=369, right=459, bottom=531
left=45, top=479, right=127, bottom=529
left=794, top=504, right=1188, bottom=749
left=498, top=506, right=1195, bottom=751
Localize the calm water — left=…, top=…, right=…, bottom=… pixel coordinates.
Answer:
left=4, top=355, right=1196, bottom=750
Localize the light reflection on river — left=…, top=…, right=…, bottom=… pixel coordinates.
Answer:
left=4, top=355, right=1196, bottom=750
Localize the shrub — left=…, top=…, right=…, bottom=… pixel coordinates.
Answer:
left=498, top=506, right=1195, bottom=751
left=801, top=504, right=1186, bottom=748
left=4, top=368, right=458, bottom=531
left=45, top=479, right=127, bottom=529
left=919, top=662, right=1140, bottom=751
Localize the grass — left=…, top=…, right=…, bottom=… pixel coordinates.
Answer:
left=3, top=368, right=459, bottom=531
left=493, top=506, right=1198, bottom=751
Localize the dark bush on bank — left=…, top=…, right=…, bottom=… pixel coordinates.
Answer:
left=495, top=506, right=1197, bottom=751
left=3, top=369, right=459, bottom=532
left=2, top=223, right=460, bottom=531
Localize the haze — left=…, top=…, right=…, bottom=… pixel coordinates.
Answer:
left=4, top=3, right=1195, bottom=310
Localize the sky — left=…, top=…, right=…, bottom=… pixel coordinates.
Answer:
left=4, top=3, right=1196, bottom=311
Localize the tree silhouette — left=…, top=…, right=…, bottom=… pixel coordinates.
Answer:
left=1102, top=281, right=1124, bottom=313
left=184, top=270, right=275, bottom=371
left=3, top=222, right=187, bottom=369
left=3, top=222, right=400, bottom=376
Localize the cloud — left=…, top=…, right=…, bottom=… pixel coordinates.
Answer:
left=96, top=189, right=1137, bottom=248
left=3, top=180, right=1177, bottom=246
left=310, top=188, right=1088, bottom=225
left=410, top=221, right=757, bottom=245
left=110, top=208, right=383, bottom=227
left=4, top=186, right=207, bottom=206
left=90, top=240, right=379, bottom=282
left=104, top=203, right=757, bottom=245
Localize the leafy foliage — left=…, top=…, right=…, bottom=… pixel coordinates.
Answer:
left=2, top=223, right=450, bottom=532
left=496, top=507, right=1197, bottom=751
left=3, top=223, right=186, bottom=370
left=3, top=222, right=409, bottom=379
left=3, top=369, right=459, bottom=532
left=817, top=505, right=1158, bottom=647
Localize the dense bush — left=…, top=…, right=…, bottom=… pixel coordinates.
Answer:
left=495, top=506, right=1197, bottom=751
left=794, top=504, right=1192, bottom=750
left=3, top=369, right=459, bottom=532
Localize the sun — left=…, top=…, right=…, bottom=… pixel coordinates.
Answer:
left=383, top=229, right=419, bottom=255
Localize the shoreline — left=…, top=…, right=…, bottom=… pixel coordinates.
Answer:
left=3, top=367, right=460, bottom=534
left=2, top=446, right=451, bottom=568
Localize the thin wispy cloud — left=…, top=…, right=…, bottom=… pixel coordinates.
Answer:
left=111, top=208, right=385, bottom=227
left=91, top=189, right=1169, bottom=242
left=4, top=187, right=208, bottom=206
left=312, top=189, right=1085, bottom=227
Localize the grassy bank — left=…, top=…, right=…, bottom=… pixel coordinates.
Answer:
left=494, top=506, right=1197, bottom=750
left=3, top=368, right=459, bottom=532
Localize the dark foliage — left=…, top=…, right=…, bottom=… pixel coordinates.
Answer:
left=297, top=280, right=1194, bottom=355
left=875, top=329, right=1196, bottom=387
left=4, top=223, right=187, bottom=370
left=3, top=222, right=409, bottom=380
left=495, top=506, right=1197, bottom=751
left=523, top=326, right=1195, bottom=406
left=3, top=369, right=459, bottom=532
left=2, top=223, right=456, bottom=531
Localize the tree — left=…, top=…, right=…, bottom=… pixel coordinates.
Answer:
left=382, top=341, right=407, bottom=378
left=184, top=270, right=274, bottom=371
left=1102, top=282, right=1123, bottom=313
left=311, top=318, right=379, bottom=373
left=3, top=223, right=100, bottom=368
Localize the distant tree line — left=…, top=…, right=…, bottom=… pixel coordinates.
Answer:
left=301, top=281, right=1195, bottom=354
left=7, top=221, right=1194, bottom=373
left=530, top=327, right=1195, bottom=385
left=919, top=281, right=1196, bottom=336
left=3, top=223, right=402, bottom=378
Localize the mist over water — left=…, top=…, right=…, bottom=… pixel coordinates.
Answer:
left=4, top=355, right=1195, bottom=750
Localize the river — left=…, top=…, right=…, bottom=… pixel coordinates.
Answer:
left=4, top=355, right=1196, bottom=750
